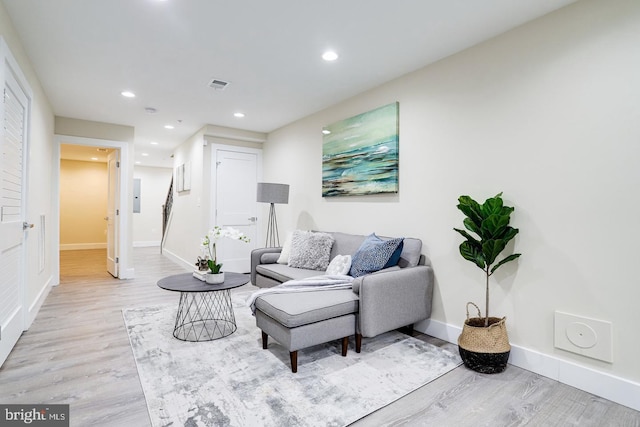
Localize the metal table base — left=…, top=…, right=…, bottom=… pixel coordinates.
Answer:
left=173, top=289, right=237, bottom=342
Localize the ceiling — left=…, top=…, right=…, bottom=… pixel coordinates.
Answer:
left=3, top=0, right=576, bottom=168
left=60, top=144, right=114, bottom=163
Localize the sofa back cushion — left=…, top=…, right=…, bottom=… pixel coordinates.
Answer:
left=397, top=237, right=422, bottom=267
left=327, top=231, right=423, bottom=268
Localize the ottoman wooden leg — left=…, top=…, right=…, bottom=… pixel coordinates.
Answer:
left=262, top=331, right=268, bottom=349
left=341, top=337, right=349, bottom=356
left=290, top=351, right=298, bottom=373
left=355, top=333, right=362, bottom=353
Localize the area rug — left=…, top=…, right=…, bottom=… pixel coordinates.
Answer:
left=123, top=294, right=461, bottom=427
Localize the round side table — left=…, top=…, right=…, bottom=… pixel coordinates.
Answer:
left=157, top=272, right=250, bottom=342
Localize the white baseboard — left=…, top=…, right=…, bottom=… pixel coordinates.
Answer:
left=161, top=248, right=195, bottom=272
left=120, top=267, right=135, bottom=279
left=26, top=275, right=53, bottom=329
left=59, top=243, right=107, bottom=250
left=133, top=241, right=160, bottom=248
left=415, top=318, right=640, bottom=412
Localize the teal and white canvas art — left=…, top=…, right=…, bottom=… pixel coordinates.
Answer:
left=322, top=102, right=399, bottom=197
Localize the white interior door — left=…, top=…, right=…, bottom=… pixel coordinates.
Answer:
left=106, top=150, right=119, bottom=277
left=0, top=68, right=29, bottom=367
left=215, top=149, right=258, bottom=273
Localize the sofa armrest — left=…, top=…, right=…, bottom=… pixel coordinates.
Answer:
left=250, top=247, right=282, bottom=285
left=357, top=266, right=434, bottom=338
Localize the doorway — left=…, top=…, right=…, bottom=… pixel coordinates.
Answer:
left=54, top=135, right=132, bottom=281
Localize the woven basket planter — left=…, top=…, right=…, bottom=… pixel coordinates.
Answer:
left=457, top=302, right=511, bottom=374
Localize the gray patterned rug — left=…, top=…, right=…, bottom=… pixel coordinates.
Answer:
left=123, top=294, right=461, bottom=427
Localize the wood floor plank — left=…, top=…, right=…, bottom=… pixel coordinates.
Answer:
left=0, top=248, right=638, bottom=427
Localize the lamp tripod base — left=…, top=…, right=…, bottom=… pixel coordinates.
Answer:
left=265, top=203, right=280, bottom=247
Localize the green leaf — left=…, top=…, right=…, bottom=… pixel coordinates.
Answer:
left=462, top=217, right=481, bottom=236
left=208, top=260, right=223, bottom=274
left=482, top=239, right=508, bottom=266
left=500, top=226, right=519, bottom=243
left=460, top=241, right=485, bottom=269
left=490, top=253, right=521, bottom=274
left=481, top=194, right=504, bottom=217
left=454, top=227, right=481, bottom=246
left=481, top=214, right=510, bottom=239
left=457, top=196, right=483, bottom=228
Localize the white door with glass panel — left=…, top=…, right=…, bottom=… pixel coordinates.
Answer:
left=215, top=149, right=259, bottom=273
left=0, top=66, right=29, bottom=367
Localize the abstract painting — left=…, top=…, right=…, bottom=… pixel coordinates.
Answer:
left=322, top=102, right=399, bottom=197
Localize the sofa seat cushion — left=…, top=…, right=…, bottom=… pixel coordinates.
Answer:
left=256, top=263, right=320, bottom=283
left=255, top=289, right=359, bottom=328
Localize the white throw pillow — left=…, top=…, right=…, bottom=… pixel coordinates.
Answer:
left=277, top=232, right=293, bottom=264
left=326, top=255, right=352, bottom=276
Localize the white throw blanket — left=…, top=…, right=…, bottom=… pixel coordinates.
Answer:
left=246, top=274, right=354, bottom=314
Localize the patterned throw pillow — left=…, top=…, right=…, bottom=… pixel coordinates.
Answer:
left=288, top=230, right=335, bottom=270
left=349, top=234, right=405, bottom=278
left=326, top=255, right=352, bottom=276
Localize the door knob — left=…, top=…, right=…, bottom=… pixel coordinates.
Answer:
left=248, top=217, right=257, bottom=222
left=23, top=222, right=34, bottom=230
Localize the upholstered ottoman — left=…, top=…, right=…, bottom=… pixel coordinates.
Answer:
left=254, top=289, right=359, bottom=373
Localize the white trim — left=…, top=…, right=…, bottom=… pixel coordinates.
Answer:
left=415, top=318, right=640, bottom=411
left=120, top=267, right=135, bottom=280
left=53, top=134, right=131, bottom=280
left=26, top=275, right=53, bottom=329
left=60, top=243, right=107, bottom=250
left=133, top=241, right=161, bottom=248
left=161, top=247, right=194, bottom=272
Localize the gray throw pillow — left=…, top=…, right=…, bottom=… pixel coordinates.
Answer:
left=288, top=230, right=335, bottom=270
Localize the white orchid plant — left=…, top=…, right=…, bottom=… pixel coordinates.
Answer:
left=200, top=226, right=250, bottom=274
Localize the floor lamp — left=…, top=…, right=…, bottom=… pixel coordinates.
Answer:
left=257, top=183, right=289, bottom=247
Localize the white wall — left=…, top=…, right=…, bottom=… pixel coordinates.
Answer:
left=163, top=126, right=266, bottom=270
left=162, top=129, right=207, bottom=269
left=133, top=165, right=172, bottom=246
left=59, top=159, right=108, bottom=249
left=264, top=0, right=640, bottom=407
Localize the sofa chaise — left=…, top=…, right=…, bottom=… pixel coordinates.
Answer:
left=249, top=230, right=434, bottom=372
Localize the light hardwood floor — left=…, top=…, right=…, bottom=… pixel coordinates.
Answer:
left=0, top=248, right=638, bottom=426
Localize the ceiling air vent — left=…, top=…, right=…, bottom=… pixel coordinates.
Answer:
left=208, top=79, right=229, bottom=90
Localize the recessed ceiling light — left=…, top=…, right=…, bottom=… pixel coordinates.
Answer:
left=322, top=51, right=339, bottom=61
left=141, top=153, right=149, bottom=157
left=164, top=125, right=175, bottom=129
left=234, top=112, right=245, bottom=118
left=135, top=161, right=141, bottom=165
left=121, top=91, right=136, bottom=98
left=90, top=157, right=99, bottom=161
left=322, top=129, right=331, bottom=135
left=150, top=141, right=159, bottom=145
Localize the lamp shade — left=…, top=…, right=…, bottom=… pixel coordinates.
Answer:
left=257, top=183, right=289, bottom=204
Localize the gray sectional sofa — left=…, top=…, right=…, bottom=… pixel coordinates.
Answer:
left=250, top=231, right=434, bottom=372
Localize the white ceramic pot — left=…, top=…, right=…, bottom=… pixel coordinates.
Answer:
left=205, top=272, right=225, bottom=284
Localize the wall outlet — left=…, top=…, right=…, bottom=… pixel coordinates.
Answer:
left=554, top=311, right=613, bottom=363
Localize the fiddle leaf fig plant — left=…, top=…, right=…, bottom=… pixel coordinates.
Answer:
left=454, top=192, right=521, bottom=326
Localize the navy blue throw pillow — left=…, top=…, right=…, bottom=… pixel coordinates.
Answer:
left=349, top=234, right=405, bottom=278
